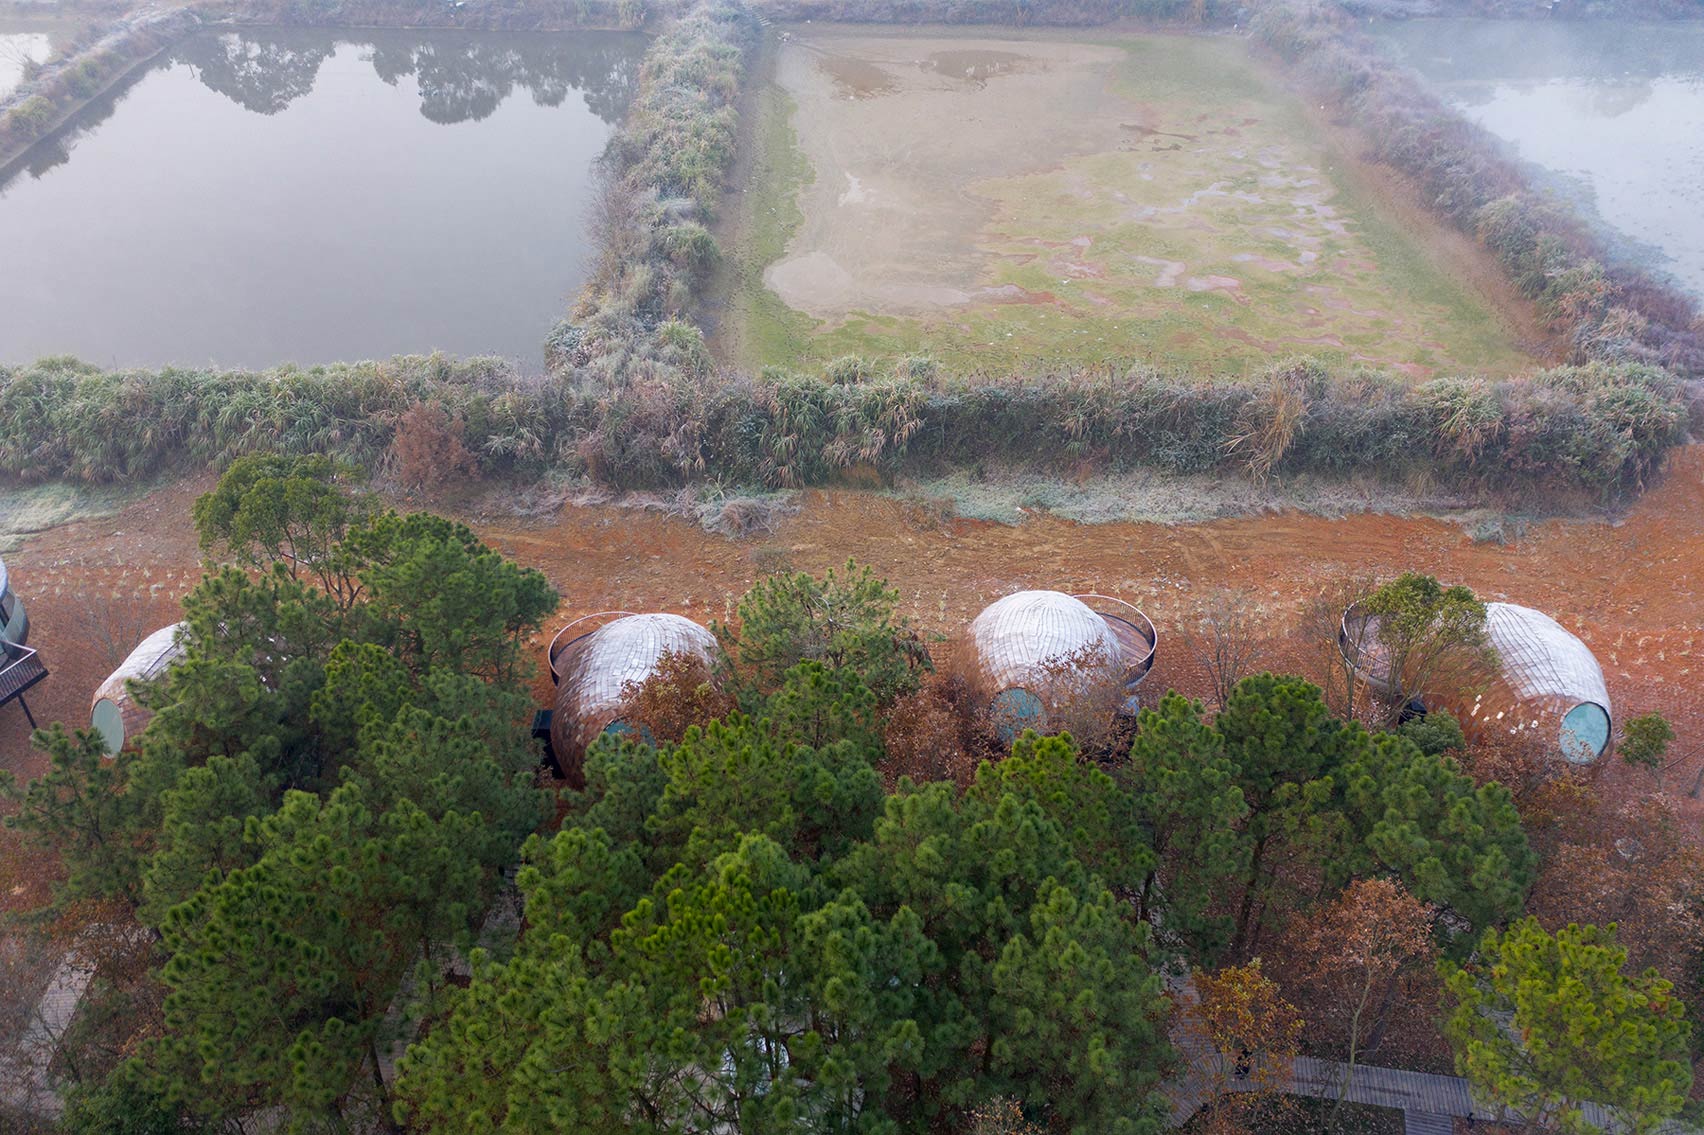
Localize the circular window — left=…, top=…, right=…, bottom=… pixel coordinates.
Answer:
left=1560, top=702, right=1611, bottom=764
left=990, top=687, right=1046, bottom=744
left=91, top=698, right=126, bottom=757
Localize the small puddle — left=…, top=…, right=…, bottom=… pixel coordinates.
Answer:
left=920, top=49, right=1028, bottom=86
left=817, top=54, right=896, bottom=99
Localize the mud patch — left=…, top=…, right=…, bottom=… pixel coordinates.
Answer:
left=920, top=49, right=1028, bottom=85
left=816, top=53, right=896, bottom=99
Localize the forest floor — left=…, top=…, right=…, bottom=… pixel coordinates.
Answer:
left=717, top=24, right=1551, bottom=376
left=2, top=445, right=1699, bottom=805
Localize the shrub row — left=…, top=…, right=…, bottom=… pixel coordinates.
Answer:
left=0, top=8, right=200, bottom=169
left=748, top=0, right=1234, bottom=24
left=1250, top=0, right=1704, bottom=383
left=547, top=0, right=758, bottom=379
left=239, top=0, right=666, bottom=31
left=0, top=354, right=1686, bottom=503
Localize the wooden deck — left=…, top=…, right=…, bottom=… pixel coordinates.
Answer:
left=1166, top=1047, right=1697, bottom=1133
left=1163, top=977, right=1699, bottom=1134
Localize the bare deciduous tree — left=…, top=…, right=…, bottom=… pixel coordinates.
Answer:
left=1295, top=572, right=1376, bottom=723
left=1180, top=589, right=1267, bottom=709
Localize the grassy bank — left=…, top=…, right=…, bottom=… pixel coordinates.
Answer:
left=0, top=7, right=198, bottom=174
left=718, top=76, right=816, bottom=366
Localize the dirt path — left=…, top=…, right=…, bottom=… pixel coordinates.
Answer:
left=3, top=451, right=1699, bottom=801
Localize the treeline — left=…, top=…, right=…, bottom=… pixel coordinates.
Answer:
left=0, top=8, right=199, bottom=171
left=1423, top=0, right=1701, bottom=15
left=7, top=466, right=1691, bottom=1131
left=3, top=457, right=559, bottom=1130
left=0, top=353, right=1688, bottom=503
left=1252, top=1, right=1704, bottom=383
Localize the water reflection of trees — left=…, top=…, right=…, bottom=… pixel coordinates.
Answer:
left=176, top=31, right=333, bottom=115
left=175, top=28, right=642, bottom=124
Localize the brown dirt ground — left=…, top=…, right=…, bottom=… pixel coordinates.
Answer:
left=2, top=450, right=1700, bottom=812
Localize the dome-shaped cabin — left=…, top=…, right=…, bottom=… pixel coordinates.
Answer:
left=548, top=612, right=718, bottom=785
left=0, top=554, right=27, bottom=646
left=91, top=623, right=186, bottom=755
left=1341, top=599, right=1611, bottom=764
left=967, top=590, right=1156, bottom=741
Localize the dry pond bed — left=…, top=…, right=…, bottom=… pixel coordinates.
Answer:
left=726, top=26, right=1545, bottom=377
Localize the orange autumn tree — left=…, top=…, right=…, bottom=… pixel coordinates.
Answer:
left=1279, top=878, right=1436, bottom=1118
left=1186, top=959, right=1304, bottom=1131
left=617, top=648, right=735, bottom=748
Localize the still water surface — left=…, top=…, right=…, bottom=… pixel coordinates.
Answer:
left=0, top=28, right=644, bottom=368
left=1375, top=19, right=1704, bottom=298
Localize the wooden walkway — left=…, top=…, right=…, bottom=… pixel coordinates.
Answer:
left=1162, top=977, right=1699, bottom=1135
left=1165, top=1046, right=1697, bottom=1133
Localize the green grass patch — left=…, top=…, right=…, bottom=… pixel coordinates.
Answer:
left=725, top=78, right=819, bottom=367
left=731, top=30, right=1533, bottom=378
left=0, top=481, right=136, bottom=551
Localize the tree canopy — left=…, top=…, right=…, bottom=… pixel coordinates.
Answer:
left=1442, top=918, right=1692, bottom=1133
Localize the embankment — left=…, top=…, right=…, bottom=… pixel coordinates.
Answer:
left=0, top=7, right=199, bottom=176
left=233, top=0, right=668, bottom=31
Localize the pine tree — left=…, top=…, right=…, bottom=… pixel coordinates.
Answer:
left=1124, top=693, right=1250, bottom=963
left=1442, top=918, right=1691, bottom=1132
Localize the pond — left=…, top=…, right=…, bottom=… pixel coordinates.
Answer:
left=0, top=27, right=645, bottom=369
left=1374, top=18, right=1704, bottom=299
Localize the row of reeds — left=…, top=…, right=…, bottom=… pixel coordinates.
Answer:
left=546, top=0, right=758, bottom=382
left=1, top=353, right=1687, bottom=502
left=0, top=8, right=201, bottom=169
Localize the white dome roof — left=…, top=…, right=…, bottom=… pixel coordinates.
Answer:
left=969, top=590, right=1123, bottom=691
left=566, top=613, right=717, bottom=719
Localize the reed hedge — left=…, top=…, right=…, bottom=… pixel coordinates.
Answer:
left=547, top=0, right=758, bottom=378
left=0, top=353, right=1687, bottom=503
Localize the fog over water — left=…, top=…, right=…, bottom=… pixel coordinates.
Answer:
left=1375, top=18, right=1704, bottom=299
left=0, top=28, right=645, bottom=369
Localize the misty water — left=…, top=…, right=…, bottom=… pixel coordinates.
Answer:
left=1375, top=19, right=1704, bottom=298
left=0, top=28, right=645, bottom=369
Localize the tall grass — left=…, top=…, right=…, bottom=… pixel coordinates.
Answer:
left=1, top=354, right=1686, bottom=504
left=550, top=0, right=759, bottom=377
